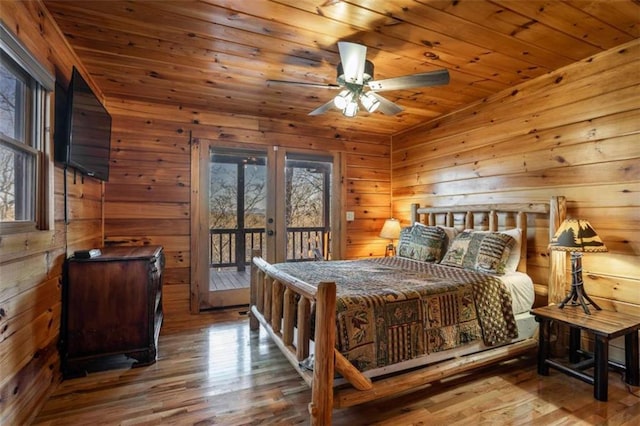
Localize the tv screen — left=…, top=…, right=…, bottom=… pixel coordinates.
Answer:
left=56, top=67, right=112, bottom=181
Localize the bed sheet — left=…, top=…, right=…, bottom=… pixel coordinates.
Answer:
left=497, top=272, right=535, bottom=315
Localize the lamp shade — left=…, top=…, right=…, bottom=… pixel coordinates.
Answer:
left=342, top=100, right=359, bottom=117
left=549, top=219, right=607, bottom=252
left=333, top=89, right=352, bottom=109
left=379, top=218, right=401, bottom=240
left=360, top=92, right=380, bottom=113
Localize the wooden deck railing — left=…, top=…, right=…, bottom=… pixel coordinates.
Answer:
left=210, top=227, right=330, bottom=267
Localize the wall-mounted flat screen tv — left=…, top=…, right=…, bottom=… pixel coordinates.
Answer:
left=55, top=67, right=111, bottom=181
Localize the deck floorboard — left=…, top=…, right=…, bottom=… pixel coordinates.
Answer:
left=210, top=267, right=250, bottom=291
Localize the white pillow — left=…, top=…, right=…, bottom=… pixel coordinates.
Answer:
left=464, top=228, right=522, bottom=273
left=502, top=228, right=523, bottom=272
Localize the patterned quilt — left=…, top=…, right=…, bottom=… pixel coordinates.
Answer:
left=272, top=257, right=518, bottom=372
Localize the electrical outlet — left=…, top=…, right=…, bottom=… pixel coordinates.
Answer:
left=346, top=211, right=355, bottom=221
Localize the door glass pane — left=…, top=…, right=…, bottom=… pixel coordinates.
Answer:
left=209, top=161, right=237, bottom=267
left=285, top=156, right=332, bottom=261
left=243, top=158, right=266, bottom=260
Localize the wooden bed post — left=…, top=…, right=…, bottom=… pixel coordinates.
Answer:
left=264, top=278, right=273, bottom=322
left=297, top=298, right=311, bottom=361
left=272, top=280, right=284, bottom=332
left=465, top=211, right=474, bottom=229
left=309, top=281, right=336, bottom=426
left=516, top=211, right=528, bottom=273
left=282, top=288, right=296, bottom=346
left=548, top=196, right=567, bottom=304
left=489, top=210, right=498, bottom=231
left=410, top=203, right=419, bottom=224
left=249, top=249, right=260, bottom=330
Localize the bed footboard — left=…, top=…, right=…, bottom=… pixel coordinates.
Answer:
left=250, top=251, right=372, bottom=425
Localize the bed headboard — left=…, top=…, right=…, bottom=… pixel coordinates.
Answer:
left=409, top=196, right=565, bottom=277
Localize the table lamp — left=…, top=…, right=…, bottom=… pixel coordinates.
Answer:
left=549, top=218, right=607, bottom=314
left=379, top=218, right=401, bottom=256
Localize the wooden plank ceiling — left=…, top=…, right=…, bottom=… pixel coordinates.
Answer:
left=43, top=0, right=639, bottom=136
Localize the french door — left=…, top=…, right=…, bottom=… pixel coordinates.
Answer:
left=191, top=140, right=343, bottom=311
left=207, top=148, right=268, bottom=308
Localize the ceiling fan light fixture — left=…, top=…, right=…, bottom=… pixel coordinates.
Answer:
left=343, top=100, right=359, bottom=117
left=360, top=92, right=380, bottom=113
left=333, top=89, right=352, bottom=109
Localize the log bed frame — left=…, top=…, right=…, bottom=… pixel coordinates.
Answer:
left=249, top=196, right=566, bottom=425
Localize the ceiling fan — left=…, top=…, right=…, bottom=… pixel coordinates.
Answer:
left=267, top=41, right=450, bottom=117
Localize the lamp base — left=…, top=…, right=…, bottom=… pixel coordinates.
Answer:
left=559, top=283, right=601, bottom=315
left=384, top=243, right=395, bottom=257
left=558, top=252, right=601, bottom=315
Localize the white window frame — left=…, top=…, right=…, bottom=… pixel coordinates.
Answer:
left=0, top=23, right=54, bottom=235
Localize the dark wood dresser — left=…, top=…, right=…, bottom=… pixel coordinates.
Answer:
left=60, top=245, right=164, bottom=377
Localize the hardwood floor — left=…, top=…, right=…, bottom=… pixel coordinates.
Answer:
left=33, top=309, right=640, bottom=425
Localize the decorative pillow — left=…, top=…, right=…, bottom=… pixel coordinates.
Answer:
left=463, top=228, right=522, bottom=273
left=397, top=225, right=447, bottom=263
left=500, top=228, right=522, bottom=272
left=414, top=222, right=459, bottom=252
left=440, top=231, right=516, bottom=274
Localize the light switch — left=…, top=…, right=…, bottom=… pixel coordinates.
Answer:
left=346, top=211, right=355, bottom=221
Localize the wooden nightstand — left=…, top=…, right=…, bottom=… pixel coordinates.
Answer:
left=530, top=305, right=640, bottom=401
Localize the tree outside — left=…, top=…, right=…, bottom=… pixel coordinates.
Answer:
left=285, top=165, right=325, bottom=228
left=0, top=61, right=17, bottom=221
left=285, top=161, right=330, bottom=260
left=0, top=147, right=15, bottom=221
left=209, top=161, right=267, bottom=230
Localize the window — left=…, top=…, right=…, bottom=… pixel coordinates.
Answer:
left=0, top=23, right=54, bottom=233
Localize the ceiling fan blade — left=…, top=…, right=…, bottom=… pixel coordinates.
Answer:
left=370, top=93, right=404, bottom=115
left=308, top=99, right=335, bottom=116
left=337, top=41, right=367, bottom=85
left=267, top=79, right=341, bottom=90
left=368, top=69, right=450, bottom=92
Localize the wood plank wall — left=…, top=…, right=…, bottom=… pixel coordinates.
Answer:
left=0, top=1, right=106, bottom=425
left=103, top=100, right=392, bottom=314
left=392, top=40, right=640, bottom=349
left=4, top=1, right=636, bottom=423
